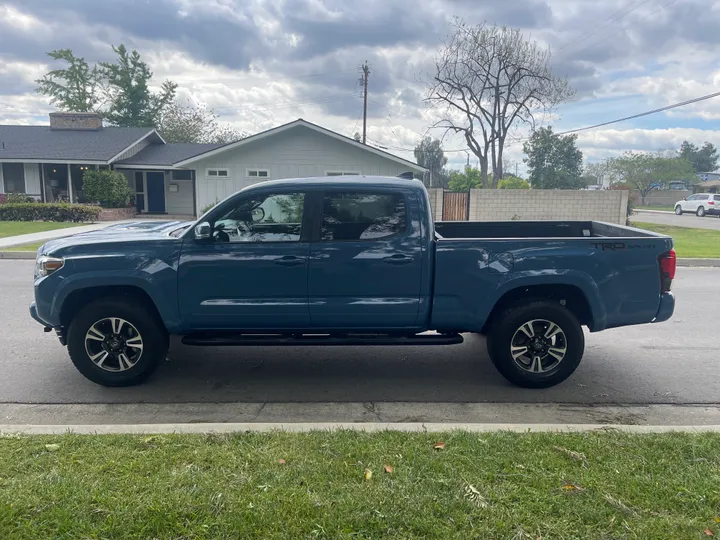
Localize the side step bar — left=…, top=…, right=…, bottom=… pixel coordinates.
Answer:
left=182, top=332, right=464, bottom=347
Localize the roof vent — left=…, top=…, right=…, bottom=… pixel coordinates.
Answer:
left=49, top=112, right=103, bottom=130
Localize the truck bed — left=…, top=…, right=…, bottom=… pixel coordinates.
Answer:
left=434, top=220, right=662, bottom=239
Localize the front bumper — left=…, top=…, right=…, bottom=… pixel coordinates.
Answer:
left=29, top=301, right=49, bottom=327
left=652, top=292, right=675, bottom=323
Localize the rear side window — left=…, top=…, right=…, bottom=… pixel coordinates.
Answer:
left=321, top=192, right=407, bottom=241
left=698, top=194, right=710, bottom=200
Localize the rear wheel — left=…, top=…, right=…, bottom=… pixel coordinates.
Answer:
left=487, top=301, right=584, bottom=388
left=697, top=206, right=706, bottom=217
left=67, top=298, right=168, bottom=386
left=675, top=205, right=683, bottom=215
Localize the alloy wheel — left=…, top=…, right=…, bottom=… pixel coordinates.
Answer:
left=510, top=319, right=567, bottom=374
left=84, top=317, right=144, bottom=372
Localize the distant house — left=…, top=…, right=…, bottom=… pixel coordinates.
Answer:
left=0, top=113, right=426, bottom=216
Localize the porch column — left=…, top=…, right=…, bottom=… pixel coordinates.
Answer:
left=67, top=163, right=73, bottom=203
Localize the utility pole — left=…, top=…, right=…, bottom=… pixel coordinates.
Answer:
left=361, top=61, right=369, bottom=144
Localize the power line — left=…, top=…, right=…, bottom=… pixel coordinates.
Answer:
left=556, top=89, right=720, bottom=135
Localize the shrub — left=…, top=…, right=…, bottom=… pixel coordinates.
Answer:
left=498, top=177, right=530, bottom=189
left=0, top=203, right=101, bottom=222
left=1, top=193, right=35, bottom=203
left=82, top=169, right=133, bottom=208
left=200, top=201, right=219, bottom=215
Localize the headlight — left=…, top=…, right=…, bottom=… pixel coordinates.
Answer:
left=35, top=255, right=64, bottom=279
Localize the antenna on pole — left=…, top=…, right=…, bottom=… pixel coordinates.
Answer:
left=360, top=61, right=370, bottom=144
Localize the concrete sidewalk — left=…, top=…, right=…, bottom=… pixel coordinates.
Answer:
left=0, top=221, right=131, bottom=249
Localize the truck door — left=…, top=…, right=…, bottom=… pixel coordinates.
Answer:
left=307, top=188, right=424, bottom=330
left=178, top=189, right=311, bottom=330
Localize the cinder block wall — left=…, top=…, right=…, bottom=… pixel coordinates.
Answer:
left=426, top=188, right=444, bottom=222
left=468, top=189, right=628, bottom=224
left=632, top=189, right=691, bottom=206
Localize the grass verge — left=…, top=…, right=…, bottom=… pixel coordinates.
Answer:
left=3, top=242, right=44, bottom=252
left=0, top=221, right=85, bottom=239
left=636, top=205, right=675, bottom=212
left=633, top=221, right=720, bottom=258
left=1, top=431, right=719, bottom=538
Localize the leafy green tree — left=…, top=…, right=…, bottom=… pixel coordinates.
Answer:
left=35, top=49, right=102, bottom=112
left=448, top=166, right=484, bottom=191
left=158, top=100, right=246, bottom=144
left=498, top=176, right=530, bottom=189
left=414, top=137, right=448, bottom=188
left=611, top=152, right=695, bottom=204
left=100, top=45, right=176, bottom=127
left=679, top=140, right=719, bottom=173
left=82, top=170, right=133, bottom=208
left=523, top=127, right=584, bottom=189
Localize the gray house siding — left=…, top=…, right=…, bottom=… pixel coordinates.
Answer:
left=191, top=126, right=418, bottom=210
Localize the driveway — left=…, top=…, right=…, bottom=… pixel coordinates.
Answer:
left=2, top=260, right=718, bottom=418
left=633, top=209, right=720, bottom=230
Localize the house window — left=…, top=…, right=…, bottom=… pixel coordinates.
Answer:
left=2, top=163, right=26, bottom=193
left=247, top=169, right=269, bottom=178
left=207, top=169, right=229, bottom=177
left=326, top=171, right=360, bottom=176
left=172, top=170, right=192, bottom=180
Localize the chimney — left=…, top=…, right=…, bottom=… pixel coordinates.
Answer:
left=49, top=112, right=103, bottom=130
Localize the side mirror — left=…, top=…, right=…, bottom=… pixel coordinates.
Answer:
left=194, top=221, right=212, bottom=241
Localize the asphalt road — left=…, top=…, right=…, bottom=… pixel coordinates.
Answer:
left=3, top=260, right=718, bottom=407
left=633, top=210, right=720, bottom=230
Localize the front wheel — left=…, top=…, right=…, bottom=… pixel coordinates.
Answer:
left=486, top=301, right=584, bottom=388
left=67, top=298, right=168, bottom=386
left=697, top=206, right=706, bottom=217
left=675, top=205, right=683, bottom=215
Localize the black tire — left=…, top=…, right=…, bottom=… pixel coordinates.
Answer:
left=67, top=297, right=168, bottom=387
left=486, top=300, right=585, bottom=389
left=675, top=205, right=683, bottom=215
left=697, top=206, right=706, bottom=217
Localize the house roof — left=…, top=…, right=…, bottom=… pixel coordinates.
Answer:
left=173, top=118, right=427, bottom=172
left=0, top=125, right=160, bottom=163
left=114, top=143, right=224, bottom=168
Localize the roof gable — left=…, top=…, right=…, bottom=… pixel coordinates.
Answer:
left=173, top=119, right=426, bottom=172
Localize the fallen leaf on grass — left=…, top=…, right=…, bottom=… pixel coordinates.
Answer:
left=463, top=483, right=489, bottom=508
left=715, top=517, right=720, bottom=523
left=364, top=468, right=373, bottom=481
left=705, top=530, right=714, bottom=537
left=44, top=444, right=60, bottom=452
left=384, top=465, right=393, bottom=474
left=562, top=484, right=584, bottom=492
left=433, top=442, right=446, bottom=450
left=278, top=459, right=286, bottom=465
left=553, top=446, right=587, bottom=463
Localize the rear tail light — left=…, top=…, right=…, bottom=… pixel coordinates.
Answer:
left=659, top=250, right=676, bottom=292
left=709, top=200, right=715, bottom=205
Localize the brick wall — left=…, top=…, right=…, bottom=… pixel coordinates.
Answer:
left=467, top=189, right=628, bottom=224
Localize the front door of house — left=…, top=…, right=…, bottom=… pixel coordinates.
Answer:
left=146, top=172, right=165, bottom=213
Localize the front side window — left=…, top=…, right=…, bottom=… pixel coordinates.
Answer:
left=321, top=192, right=406, bottom=241
left=213, top=192, right=305, bottom=243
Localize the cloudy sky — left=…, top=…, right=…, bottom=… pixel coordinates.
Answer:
left=1, top=0, right=719, bottom=172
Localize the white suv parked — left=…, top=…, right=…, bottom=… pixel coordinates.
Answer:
left=674, top=193, right=720, bottom=217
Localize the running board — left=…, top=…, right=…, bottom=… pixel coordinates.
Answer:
left=181, top=332, right=464, bottom=347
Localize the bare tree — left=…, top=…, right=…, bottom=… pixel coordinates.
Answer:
left=426, top=20, right=574, bottom=187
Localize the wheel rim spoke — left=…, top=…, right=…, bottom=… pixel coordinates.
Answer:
left=511, top=346, right=528, bottom=360
left=86, top=325, right=106, bottom=341
left=547, top=347, right=566, bottom=361
left=544, top=322, right=561, bottom=339
left=110, top=318, right=124, bottom=335
left=89, top=350, right=109, bottom=367
left=117, top=353, right=133, bottom=371
left=519, top=323, right=535, bottom=338
left=126, top=336, right=143, bottom=350
left=530, top=355, right=544, bottom=373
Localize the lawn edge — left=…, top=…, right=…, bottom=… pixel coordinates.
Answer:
left=3, top=422, right=720, bottom=435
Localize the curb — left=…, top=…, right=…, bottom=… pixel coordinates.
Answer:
left=678, top=258, right=720, bottom=268
left=0, top=251, right=35, bottom=259
left=634, top=209, right=673, bottom=214
left=2, top=422, right=720, bottom=435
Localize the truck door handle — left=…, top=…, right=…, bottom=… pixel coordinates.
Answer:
left=274, top=256, right=306, bottom=267
left=383, top=254, right=414, bottom=265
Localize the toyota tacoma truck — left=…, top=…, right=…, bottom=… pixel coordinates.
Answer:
left=30, top=177, right=676, bottom=388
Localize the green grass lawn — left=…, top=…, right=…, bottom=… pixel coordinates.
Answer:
left=632, top=221, right=720, bottom=258
left=4, top=241, right=45, bottom=252
left=636, top=205, right=675, bottom=212
left=0, top=221, right=84, bottom=239
left=1, top=431, right=719, bottom=539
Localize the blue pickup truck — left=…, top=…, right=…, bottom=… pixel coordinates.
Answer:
left=30, top=177, right=676, bottom=389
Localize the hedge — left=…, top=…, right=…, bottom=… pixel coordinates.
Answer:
left=0, top=203, right=101, bottom=222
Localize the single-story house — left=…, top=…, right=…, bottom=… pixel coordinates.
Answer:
left=0, top=113, right=426, bottom=217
